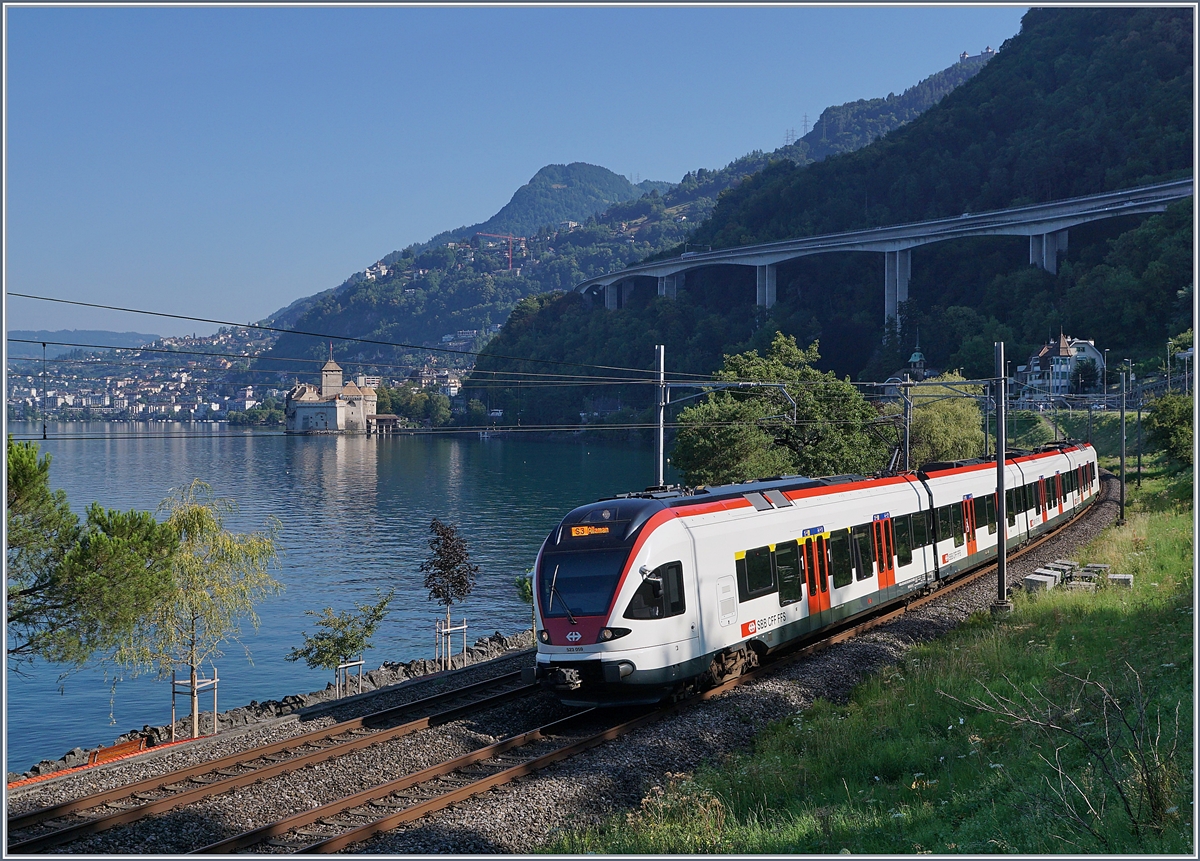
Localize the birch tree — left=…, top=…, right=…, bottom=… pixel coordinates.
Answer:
left=114, top=480, right=282, bottom=738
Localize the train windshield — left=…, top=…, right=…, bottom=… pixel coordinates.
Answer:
left=538, top=548, right=630, bottom=618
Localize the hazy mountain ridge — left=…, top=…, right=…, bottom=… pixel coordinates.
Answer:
left=7, top=330, right=161, bottom=360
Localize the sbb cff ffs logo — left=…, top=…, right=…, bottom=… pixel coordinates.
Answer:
left=566, top=631, right=582, bottom=643
left=740, top=619, right=757, bottom=637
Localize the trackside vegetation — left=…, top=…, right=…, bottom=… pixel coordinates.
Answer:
left=548, top=458, right=1193, bottom=854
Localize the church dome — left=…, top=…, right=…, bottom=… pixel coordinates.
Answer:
left=909, top=351, right=926, bottom=364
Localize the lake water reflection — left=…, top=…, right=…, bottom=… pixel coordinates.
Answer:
left=5, top=422, right=663, bottom=774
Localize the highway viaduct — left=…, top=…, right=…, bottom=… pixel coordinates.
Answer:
left=572, top=178, right=1193, bottom=325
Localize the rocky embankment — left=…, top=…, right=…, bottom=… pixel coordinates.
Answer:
left=8, top=630, right=533, bottom=784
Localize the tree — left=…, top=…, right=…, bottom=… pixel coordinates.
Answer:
left=285, top=590, right=394, bottom=690
left=908, top=374, right=985, bottom=467
left=671, top=333, right=890, bottom=486
left=514, top=570, right=534, bottom=632
left=1144, top=393, right=1193, bottom=465
left=113, top=480, right=283, bottom=738
left=6, top=437, right=177, bottom=670
left=1071, top=358, right=1099, bottom=394
left=419, top=518, right=479, bottom=637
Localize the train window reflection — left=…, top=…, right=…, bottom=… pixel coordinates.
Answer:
left=894, top=514, right=913, bottom=566
left=623, top=561, right=686, bottom=620
left=775, top=541, right=802, bottom=606
left=539, top=549, right=630, bottom=617
left=736, top=546, right=775, bottom=602
left=829, top=530, right=853, bottom=589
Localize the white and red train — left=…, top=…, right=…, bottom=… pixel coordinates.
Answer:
left=525, top=442, right=1100, bottom=705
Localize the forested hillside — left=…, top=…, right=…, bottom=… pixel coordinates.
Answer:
left=253, top=53, right=990, bottom=376
left=468, top=6, right=1192, bottom=424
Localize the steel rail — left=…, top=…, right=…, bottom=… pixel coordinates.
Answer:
left=197, top=661, right=771, bottom=854
left=6, top=672, right=533, bottom=853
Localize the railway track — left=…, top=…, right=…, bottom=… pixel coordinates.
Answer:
left=6, top=671, right=535, bottom=853
left=8, top=488, right=1107, bottom=855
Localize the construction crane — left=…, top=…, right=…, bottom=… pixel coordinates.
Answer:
left=475, top=232, right=526, bottom=270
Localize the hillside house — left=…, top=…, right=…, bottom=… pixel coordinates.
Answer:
left=1016, top=334, right=1105, bottom=403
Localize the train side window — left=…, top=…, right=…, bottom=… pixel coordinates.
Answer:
left=894, top=514, right=913, bottom=566
left=736, top=546, right=775, bottom=602
left=829, top=530, right=854, bottom=589
left=950, top=504, right=964, bottom=547
left=911, top=510, right=928, bottom=548
left=937, top=506, right=953, bottom=545
left=851, top=524, right=874, bottom=581
left=623, top=561, right=685, bottom=620
left=985, top=494, right=997, bottom=534
left=973, top=497, right=987, bottom=534
left=775, top=540, right=802, bottom=606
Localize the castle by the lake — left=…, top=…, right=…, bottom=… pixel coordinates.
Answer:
left=284, top=355, right=378, bottom=434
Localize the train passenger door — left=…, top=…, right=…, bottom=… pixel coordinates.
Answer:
left=871, top=518, right=896, bottom=589
left=962, top=499, right=978, bottom=555
left=1055, top=474, right=1064, bottom=515
left=804, top=537, right=830, bottom=616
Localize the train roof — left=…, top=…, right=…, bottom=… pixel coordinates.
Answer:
left=555, top=440, right=1098, bottom=544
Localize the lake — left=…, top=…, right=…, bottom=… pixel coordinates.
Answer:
left=5, top=422, right=668, bottom=775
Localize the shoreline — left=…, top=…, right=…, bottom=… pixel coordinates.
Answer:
left=7, top=629, right=534, bottom=786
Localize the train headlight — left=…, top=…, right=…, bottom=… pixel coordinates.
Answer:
left=537, top=629, right=551, bottom=644
left=597, top=627, right=631, bottom=643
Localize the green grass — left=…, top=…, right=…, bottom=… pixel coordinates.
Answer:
left=549, top=464, right=1194, bottom=855
left=986, top=409, right=1146, bottom=461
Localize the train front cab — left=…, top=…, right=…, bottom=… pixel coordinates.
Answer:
left=527, top=498, right=709, bottom=705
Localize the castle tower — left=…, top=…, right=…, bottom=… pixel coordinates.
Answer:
left=320, top=345, right=343, bottom=398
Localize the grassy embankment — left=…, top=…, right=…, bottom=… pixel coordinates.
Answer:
left=549, top=446, right=1193, bottom=855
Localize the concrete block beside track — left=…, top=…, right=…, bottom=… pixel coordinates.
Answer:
left=1108, top=573, right=1133, bottom=589
left=1034, top=567, right=1063, bottom=585
left=1023, top=573, right=1057, bottom=593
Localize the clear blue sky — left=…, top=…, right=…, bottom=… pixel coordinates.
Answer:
left=5, top=5, right=1027, bottom=337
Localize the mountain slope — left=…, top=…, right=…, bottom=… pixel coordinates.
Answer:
left=692, top=7, right=1191, bottom=248
left=468, top=7, right=1193, bottom=423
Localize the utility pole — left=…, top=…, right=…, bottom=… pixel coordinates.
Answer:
left=655, top=344, right=666, bottom=488
left=41, top=342, right=48, bottom=440
left=1118, top=371, right=1127, bottom=525
left=1136, top=386, right=1142, bottom=488
left=983, top=383, right=990, bottom=458
left=992, top=342, right=1010, bottom=616
left=902, top=375, right=912, bottom=471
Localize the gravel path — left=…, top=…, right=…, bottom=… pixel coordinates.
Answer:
left=7, top=476, right=1120, bottom=854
